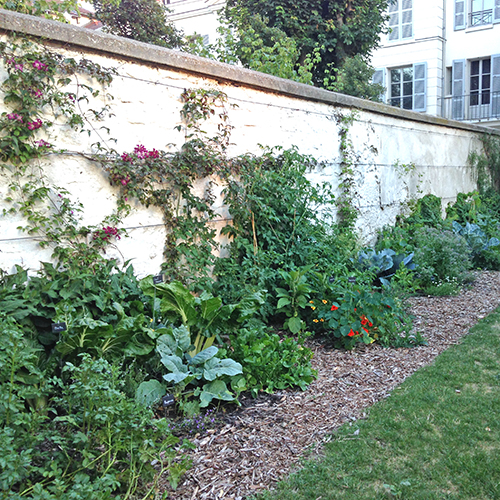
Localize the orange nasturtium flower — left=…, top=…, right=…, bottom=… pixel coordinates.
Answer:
left=331, top=304, right=339, bottom=311
left=322, top=299, right=328, bottom=304
left=313, top=319, right=319, bottom=323
left=348, top=329, right=356, bottom=337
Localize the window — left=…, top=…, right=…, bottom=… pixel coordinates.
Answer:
left=455, top=0, right=500, bottom=29
left=390, top=67, right=413, bottom=109
left=470, top=0, right=494, bottom=26
left=451, top=55, right=500, bottom=120
left=470, top=58, right=491, bottom=106
left=388, top=63, right=427, bottom=112
left=388, top=0, right=413, bottom=41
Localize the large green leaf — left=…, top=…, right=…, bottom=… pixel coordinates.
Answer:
left=198, top=293, right=222, bottom=322
left=135, top=379, right=165, bottom=407
left=202, top=357, right=243, bottom=381
left=140, top=278, right=197, bottom=326
left=287, top=316, right=302, bottom=334
left=199, top=379, right=235, bottom=407
left=156, top=325, right=190, bottom=358
left=161, top=355, right=190, bottom=384
left=189, top=345, right=218, bottom=365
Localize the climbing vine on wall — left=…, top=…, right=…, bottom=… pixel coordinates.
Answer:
left=335, top=111, right=359, bottom=230
left=0, top=36, right=242, bottom=281
left=96, top=88, right=239, bottom=286
left=0, top=36, right=121, bottom=270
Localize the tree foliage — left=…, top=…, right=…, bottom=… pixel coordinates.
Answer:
left=223, top=0, right=390, bottom=97
left=92, top=0, right=184, bottom=49
left=0, top=0, right=78, bottom=21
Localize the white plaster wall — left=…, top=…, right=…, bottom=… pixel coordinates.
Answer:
left=0, top=27, right=485, bottom=276
left=445, top=22, right=500, bottom=67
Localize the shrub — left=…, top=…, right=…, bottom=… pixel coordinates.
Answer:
left=0, top=320, right=192, bottom=498
left=413, top=226, right=472, bottom=292
left=212, top=147, right=357, bottom=319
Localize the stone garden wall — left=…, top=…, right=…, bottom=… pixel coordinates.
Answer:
left=0, top=9, right=497, bottom=276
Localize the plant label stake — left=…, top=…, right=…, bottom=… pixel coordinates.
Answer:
left=162, top=394, right=175, bottom=407
left=162, top=394, right=175, bottom=418
left=153, top=274, right=164, bottom=284
left=152, top=273, right=163, bottom=325
left=51, top=322, right=67, bottom=333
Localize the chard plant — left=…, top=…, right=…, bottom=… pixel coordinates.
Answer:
left=138, top=278, right=261, bottom=413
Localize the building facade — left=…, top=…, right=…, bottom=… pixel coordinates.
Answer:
left=370, top=0, right=500, bottom=128
left=162, top=0, right=224, bottom=47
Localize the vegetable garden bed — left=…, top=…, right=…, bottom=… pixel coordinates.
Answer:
left=166, top=271, right=500, bottom=499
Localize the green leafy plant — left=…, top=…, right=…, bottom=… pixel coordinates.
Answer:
left=307, top=272, right=419, bottom=349
left=213, top=146, right=347, bottom=319
left=0, top=338, right=193, bottom=498
left=354, top=248, right=415, bottom=287
left=139, top=278, right=263, bottom=412
left=413, top=226, right=473, bottom=293
left=452, top=221, right=500, bottom=262
left=276, top=265, right=314, bottom=334
left=229, top=325, right=316, bottom=397
left=153, top=325, right=244, bottom=411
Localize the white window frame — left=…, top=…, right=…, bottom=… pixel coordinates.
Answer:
left=451, top=55, right=500, bottom=120
left=387, top=0, right=413, bottom=41
left=387, top=62, right=427, bottom=112
left=454, top=0, right=500, bottom=29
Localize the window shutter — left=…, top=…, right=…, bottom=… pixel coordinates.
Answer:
left=454, top=0, right=466, bottom=30
left=388, top=0, right=400, bottom=40
left=402, top=0, right=413, bottom=39
left=494, top=0, right=500, bottom=23
left=372, top=68, right=386, bottom=102
left=413, top=62, right=427, bottom=112
left=491, top=54, right=500, bottom=118
left=452, top=59, right=466, bottom=120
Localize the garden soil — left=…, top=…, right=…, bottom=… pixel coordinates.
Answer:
left=163, top=271, right=500, bottom=500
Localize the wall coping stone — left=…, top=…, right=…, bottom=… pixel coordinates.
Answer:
left=1, top=8, right=499, bottom=136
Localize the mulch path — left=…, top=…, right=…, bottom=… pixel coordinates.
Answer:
left=162, top=271, right=500, bottom=500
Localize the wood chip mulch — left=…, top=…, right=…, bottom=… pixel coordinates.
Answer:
left=163, top=271, right=500, bottom=500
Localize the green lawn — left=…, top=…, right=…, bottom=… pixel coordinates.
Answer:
left=257, top=308, right=500, bottom=500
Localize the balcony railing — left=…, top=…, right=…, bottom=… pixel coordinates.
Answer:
left=469, top=9, right=493, bottom=27
left=441, top=92, right=500, bottom=122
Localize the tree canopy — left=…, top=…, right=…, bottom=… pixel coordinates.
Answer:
left=92, top=0, right=184, bottom=48
left=223, top=0, right=389, bottom=97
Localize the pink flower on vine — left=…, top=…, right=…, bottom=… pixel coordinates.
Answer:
left=27, top=119, right=43, bottom=130
left=134, top=144, right=149, bottom=159
left=36, top=139, right=51, bottom=148
left=32, top=60, right=48, bottom=71
left=31, top=88, right=43, bottom=99
left=121, top=153, right=133, bottom=162
left=7, top=113, right=23, bottom=122
left=148, top=148, right=160, bottom=159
